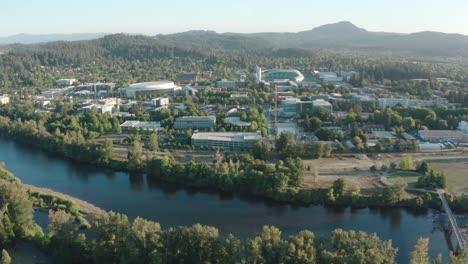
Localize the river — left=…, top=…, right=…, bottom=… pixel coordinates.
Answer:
left=0, top=138, right=465, bottom=263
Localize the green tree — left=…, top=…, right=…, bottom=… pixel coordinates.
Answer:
left=148, top=131, right=159, bottom=152
left=48, top=210, right=88, bottom=264
left=1, top=249, right=10, bottom=264
left=321, top=229, right=398, bottom=264
left=400, top=155, right=414, bottom=170
left=92, top=212, right=132, bottom=264
left=284, top=158, right=304, bottom=186
left=131, top=217, right=161, bottom=263
left=100, top=139, right=114, bottom=164
left=0, top=181, right=34, bottom=242
left=285, top=230, right=315, bottom=264
left=248, top=226, right=285, bottom=264
left=332, top=178, right=347, bottom=198
left=128, top=136, right=144, bottom=171
left=410, top=237, right=430, bottom=264
left=251, top=140, right=272, bottom=161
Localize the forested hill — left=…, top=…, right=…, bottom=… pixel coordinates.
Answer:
left=3, top=21, right=468, bottom=58
left=160, top=21, right=468, bottom=57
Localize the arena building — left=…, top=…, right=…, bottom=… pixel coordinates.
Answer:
left=262, top=69, right=305, bottom=83
left=125, top=81, right=181, bottom=98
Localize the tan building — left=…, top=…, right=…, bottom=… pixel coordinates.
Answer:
left=0, top=95, right=10, bottom=105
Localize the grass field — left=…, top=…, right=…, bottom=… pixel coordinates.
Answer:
left=428, top=160, right=468, bottom=194
left=386, top=171, right=422, bottom=188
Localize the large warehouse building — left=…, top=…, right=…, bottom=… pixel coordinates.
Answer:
left=174, top=116, right=216, bottom=130
left=418, top=130, right=468, bottom=143
left=125, top=81, right=181, bottom=98
left=191, top=132, right=262, bottom=149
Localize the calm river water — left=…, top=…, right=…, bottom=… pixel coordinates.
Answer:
left=1, top=138, right=465, bottom=263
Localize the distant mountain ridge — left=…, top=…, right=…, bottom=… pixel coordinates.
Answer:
left=0, top=33, right=109, bottom=45
left=2, top=22, right=468, bottom=57
left=156, top=21, right=468, bottom=57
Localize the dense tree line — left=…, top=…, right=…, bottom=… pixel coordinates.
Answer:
left=0, top=166, right=467, bottom=263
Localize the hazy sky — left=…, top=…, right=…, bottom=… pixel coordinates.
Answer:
left=2, top=0, right=468, bottom=36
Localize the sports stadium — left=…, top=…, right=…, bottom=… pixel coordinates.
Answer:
left=125, top=81, right=181, bottom=97
left=262, top=69, right=305, bottom=83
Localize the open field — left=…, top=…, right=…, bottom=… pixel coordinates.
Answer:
left=386, top=171, right=422, bottom=188
left=303, top=154, right=377, bottom=172
left=429, top=160, right=468, bottom=195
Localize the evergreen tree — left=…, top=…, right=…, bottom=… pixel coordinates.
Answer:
left=410, top=237, right=430, bottom=264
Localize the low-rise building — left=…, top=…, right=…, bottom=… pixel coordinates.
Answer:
left=82, top=104, right=113, bottom=114
left=418, top=130, right=468, bottom=143
left=99, top=98, right=121, bottom=107
left=230, top=93, right=249, bottom=99
left=120, top=121, right=161, bottom=131
left=224, top=117, right=252, bottom=128
left=378, top=98, right=415, bottom=109
left=57, top=79, right=77, bottom=86
left=458, top=121, right=468, bottom=133
left=311, top=99, right=333, bottom=113
left=371, top=131, right=397, bottom=140
left=174, top=116, right=216, bottom=130
left=151, top=97, right=169, bottom=107
left=317, top=72, right=343, bottom=83
left=191, top=131, right=262, bottom=149
left=0, top=95, right=10, bottom=105
left=280, top=98, right=301, bottom=117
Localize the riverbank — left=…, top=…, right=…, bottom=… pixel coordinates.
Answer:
left=0, top=127, right=464, bottom=213
left=24, top=184, right=105, bottom=215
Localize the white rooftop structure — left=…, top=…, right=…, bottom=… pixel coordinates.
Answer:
left=125, top=81, right=181, bottom=97
left=120, top=121, right=161, bottom=131
left=224, top=117, right=252, bottom=127
left=191, top=132, right=262, bottom=149
left=459, top=121, right=468, bottom=133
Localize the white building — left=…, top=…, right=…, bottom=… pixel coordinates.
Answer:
left=0, top=95, right=10, bottom=105
left=458, top=121, right=468, bottom=133
left=125, top=81, right=181, bottom=98
left=378, top=98, right=415, bottom=109
left=224, top=117, right=252, bottom=127
left=151, top=97, right=169, bottom=107
left=57, top=79, right=77, bottom=86
left=82, top=104, right=113, bottom=114
left=120, top=121, right=161, bottom=131
left=230, top=93, right=249, bottom=99
left=191, top=131, right=262, bottom=149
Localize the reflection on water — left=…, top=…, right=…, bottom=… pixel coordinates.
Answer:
left=0, top=138, right=465, bottom=263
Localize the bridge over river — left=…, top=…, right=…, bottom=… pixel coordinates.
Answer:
left=437, top=190, right=467, bottom=252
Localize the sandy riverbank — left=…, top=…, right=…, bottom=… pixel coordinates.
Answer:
left=24, top=184, right=106, bottom=215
